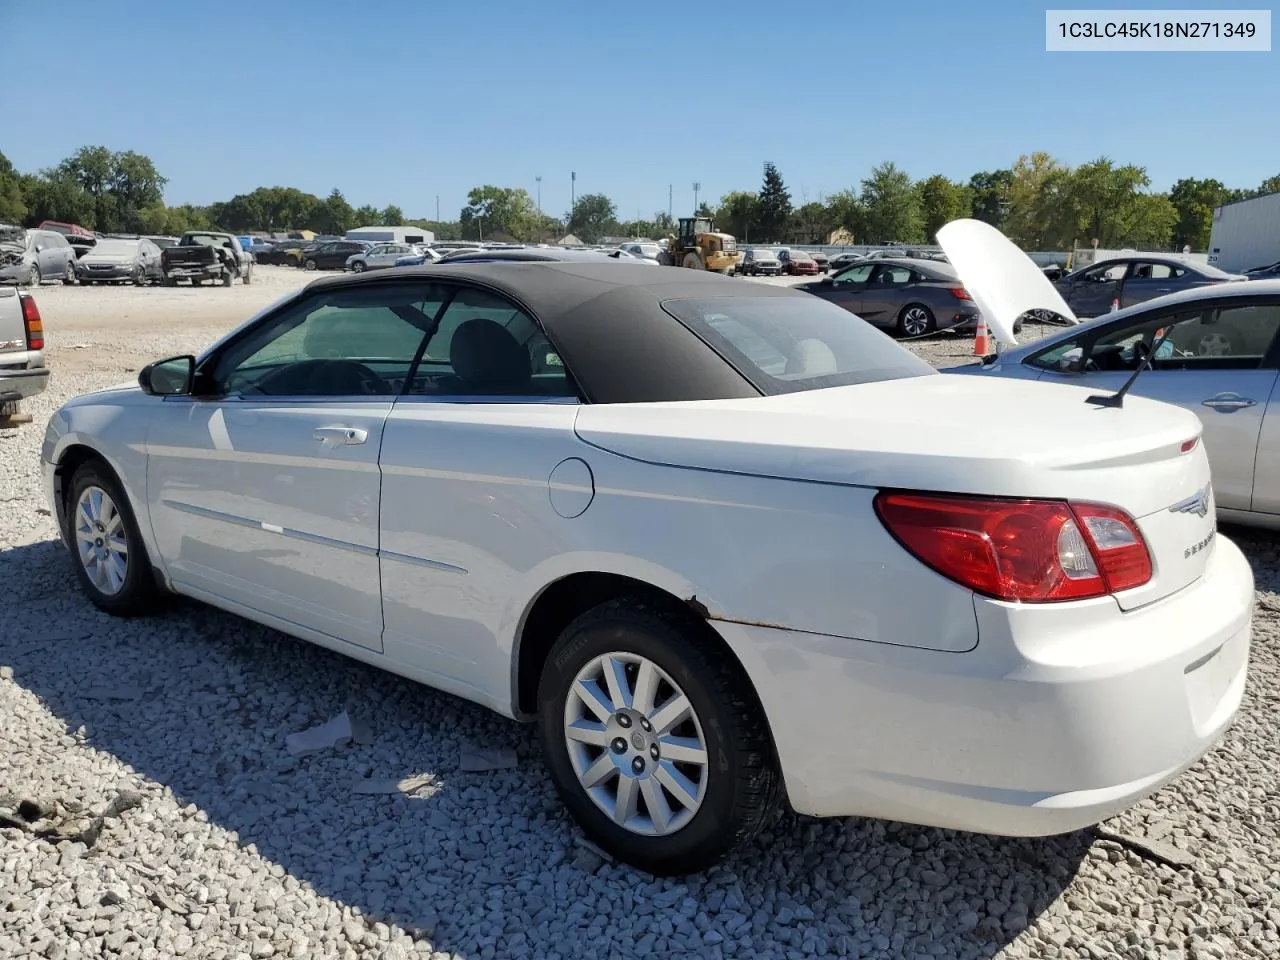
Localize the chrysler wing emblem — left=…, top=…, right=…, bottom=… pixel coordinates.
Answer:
left=1169, top=485, right=1211, bottom=519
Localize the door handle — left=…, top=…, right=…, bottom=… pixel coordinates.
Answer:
left=314, top=425, right=368, bottom=445
left=1201, top=394, right=1256, bottom=412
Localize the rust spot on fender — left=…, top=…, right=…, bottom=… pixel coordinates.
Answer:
left=685, top=595, right=711, bottom=619
left=686, top=595, right=792, bottom=632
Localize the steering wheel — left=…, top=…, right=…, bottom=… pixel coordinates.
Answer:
left=252, top=358, right=390, bottom=396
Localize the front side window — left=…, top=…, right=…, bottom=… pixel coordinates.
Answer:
left=661, top=296, right=935, bottom=394
left=405, top=287, right=577, bottom=399
left=210, top=283, right=445, bottom=397
left=1081, top=263, right=1126, bottom=283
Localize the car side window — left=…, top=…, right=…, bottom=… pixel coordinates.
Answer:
left=878, top=266, right=913, bottom=285
left=404, top=286, right=578, bottom=400
left=209, top=282, right=447, bottom=397
left=833, top=263, right=874, bottom=285
left=1081, top=263, right=1125, bottom=283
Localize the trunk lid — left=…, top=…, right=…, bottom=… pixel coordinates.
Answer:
left=574, top=374, right=1213, bottom=609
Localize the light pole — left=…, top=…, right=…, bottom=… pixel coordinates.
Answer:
left=570, top=171, right=576, bottom=213
left=535, top=176, right=542, bottom=220
left=693, top=182, right=701, bottom=214
left=435, top=196, right=439, bottom=222
left=668, top=184, right=672, bottom=223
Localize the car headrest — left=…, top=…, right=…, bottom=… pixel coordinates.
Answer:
left=449, top=318, right=531, bottom=394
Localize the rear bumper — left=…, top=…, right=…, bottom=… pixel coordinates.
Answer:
left=722, top=534, right=1252, bottom=834
left=0, top=366, right=51, bottom=401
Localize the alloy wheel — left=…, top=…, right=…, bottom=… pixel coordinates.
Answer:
left=902, top=306, right=930, bottom=337
left=74, top=486, right=129, bottom=596
left=563, top=651, right=709, bottom=837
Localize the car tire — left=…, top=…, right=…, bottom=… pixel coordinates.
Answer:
left=133, top=266, right=146, bottom=286
left=243, top=264, right=252, bottom=285
left=26, top=263, right=40, bottom=287
left=191, top=278, right=202, bottom=287
left=64, top=460, right=162, bottom=618
left=0, top=399, right=19, bottom=417
left=681, top=252, right=704, bottom=271
left=537, top=596, right=780, bottom=876
left=304, top=259, right=318, bottom=271
left=63, top=261, right=77, bottom=285
left=352, top=261, right=366, bottom=273
left=897, top=303, right=935, bottom=338
left=222, top=269, right=233, bottom=287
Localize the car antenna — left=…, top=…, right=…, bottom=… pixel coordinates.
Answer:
left=1085, top=325, right=1174, bottom=408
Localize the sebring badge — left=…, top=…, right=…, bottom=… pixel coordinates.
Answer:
left=1169, top=485, right=1211, bottom=520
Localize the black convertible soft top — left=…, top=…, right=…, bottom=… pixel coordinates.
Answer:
left=304, top=263, right=813, bottom=403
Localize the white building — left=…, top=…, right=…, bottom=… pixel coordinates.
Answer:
left=345, top=225, right=436, bottom=245
left=1208, top=192, right=1280, bottom=272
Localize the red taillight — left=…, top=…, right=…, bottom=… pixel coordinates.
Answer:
left=20, top=294, right=43, bottom=350
left=1180, top=437, right=1198, bottom=453
left=874, top=492, right=1152, bottom=602
left=949, top=287, right=972, bottom=301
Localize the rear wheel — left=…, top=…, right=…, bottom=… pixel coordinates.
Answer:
left=191, top=278, right=202, bottom=287
left=897, top=303, right=935, bottom=338
left=0, top=399, right=19, bottom=417
left=304, top=259, right=318, bottom=271
left=537, top=597, right=779, bottom=876
left=352, top=261, right=366, bottom=273
left=222, top=269, right=233, bottom=287
left=64, top=461, right=161, bottom=617
left=243, top=264, right=252, bottom=285
left=681, top=252, right=704, bottom=271
left=63, top=261, right=77, bottom=285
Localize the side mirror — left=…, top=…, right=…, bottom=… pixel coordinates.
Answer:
left=34, top=244, right=44, bottom=253
left=139, top=355, right=196, bottom=396
left=820, top=275, right=834, bottom=285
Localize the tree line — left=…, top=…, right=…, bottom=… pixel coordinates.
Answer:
left=3, top=145, right=1277, bottom=252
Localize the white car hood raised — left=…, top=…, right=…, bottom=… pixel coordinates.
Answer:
left=574, top=375, right=1203, bottom=519
left=936, top=219, right=1079, bottom=345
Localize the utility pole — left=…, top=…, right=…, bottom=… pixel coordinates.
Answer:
left=693, top=182, right=701, bottom=214
left=668, top=184, right=672, bottom=222
left=435, top=196, right=439, bottom=222
left=535, top=176, right=542, bottom=220
left=570, top=171, right=576, bottom=213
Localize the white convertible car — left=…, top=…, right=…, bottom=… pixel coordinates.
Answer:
left=43, top=222, right=1253, bottom=874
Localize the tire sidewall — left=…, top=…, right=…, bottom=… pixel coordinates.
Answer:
left=537, top=607, right=750, bottom=871
left=64, top=462, right=156, bottom=616
left=898, top=303, right=934, bottom=337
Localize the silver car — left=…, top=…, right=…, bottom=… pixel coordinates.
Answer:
left=0, top=226, right=78, bottom=286
left=347, top=243, right=425, bottom=273
left=75, top=238, right=164, bottom=285
left=946, top=279, right=1280, bottom=528
left=1053, top=256, right=1246, bottom=318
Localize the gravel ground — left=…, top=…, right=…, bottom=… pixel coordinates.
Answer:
left=2, top=267, right=1278, bottom=959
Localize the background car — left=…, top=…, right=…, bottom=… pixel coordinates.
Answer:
left=1053, top=256, right=1246, bottom=317
left=799, top=257, right=983, bottom=337
left=300, top=240, right=370, bottom=271
left=778, top=249, right=819, bottom=276
left=947, top=279, right=1280, bottom=528
left=348, top=243, right=424, bottom=272
left=826, top=251, right=868, bottom=273
left=738, top=247, right=781, bottom=276
left=254, top=241, right=312, bottom=266
left=393, top=247, right=445, bottom=267
left=618, top=241, right=662, bottom=262
left=248, top=238, right=276, bottom=261
left=0, top=287, right=46, bottom=415
left=0, top=227, right=78, bottom=286
left=810, top=251, right=830, bottom=273
left=75, top=237, right=164, bottom=285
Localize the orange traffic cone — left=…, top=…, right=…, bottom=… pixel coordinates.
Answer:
left=974, top=317, right=991, bottom=356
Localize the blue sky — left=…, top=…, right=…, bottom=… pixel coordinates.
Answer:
left=4, top=1, right=1275, bottom=221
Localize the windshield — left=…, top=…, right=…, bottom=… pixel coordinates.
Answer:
left=182, top=233, right=230, bottom=246
left=92, top=239, right=140, bottom=256
left=0, top=224, right=23, bottom=246
left=661, top=296, right=936, bottom=395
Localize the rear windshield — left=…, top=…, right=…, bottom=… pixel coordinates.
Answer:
left=661, top=296, right=935, bottom=395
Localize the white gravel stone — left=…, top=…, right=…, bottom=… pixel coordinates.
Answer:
left=0, top=274, right=1275, bottom=958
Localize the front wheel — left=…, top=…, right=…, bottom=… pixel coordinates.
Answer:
left=304, top=259, right=318, bottom=271
left=537, top=598, right=779, bottom=876
left=64, top=261, right=77, bottom=285
left=133, top=265, right=146, bottom=286
left=352, top=261, right=366, bottom=273
left=26, top=263, right=40, bottom=287
left=897, top=303, right=935, bottom=338
left=243, top=264, right=252, bottom=285
left=222, top=269, right=233, bottom=287
left=64, top=461, right=161, bottom=617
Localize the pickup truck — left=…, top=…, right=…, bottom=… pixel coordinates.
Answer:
left=0, top=286, right=48, bottom=416
left=160, top=231, right=254, bottom=286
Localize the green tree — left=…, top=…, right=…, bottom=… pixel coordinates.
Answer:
left=826, top=189, right=864, bottom=242
left=351, top=205, right=380, bottom=226
left=111, top=150, right=167, bottom=229
left=308, top=188, right=354, bottom=235
left=915, top=175, right=971, bottom=241
left=967, top=170, right=1012, bottom=228
left=716, top=191, right=760, bottom=243
left=19, top=171, right=96, bottom=228
left=461, top=185, right=539, bottom=241
left=1059, top=157, right=1159, bottom=248
left=860, top=162, right=921, bottom=243
left=565, top=192, right=618, bottom=243
left=0, top=151, right=26, bottom=222
left=380, top=204, right=404, bottom=225
left=756, top=163, right=792, bottom=241
left=789, top=201, right=836, bottom=244
left=1005, top=152, right=1071, bottom=249
left=1169, top=178, right=1234, bottom=250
